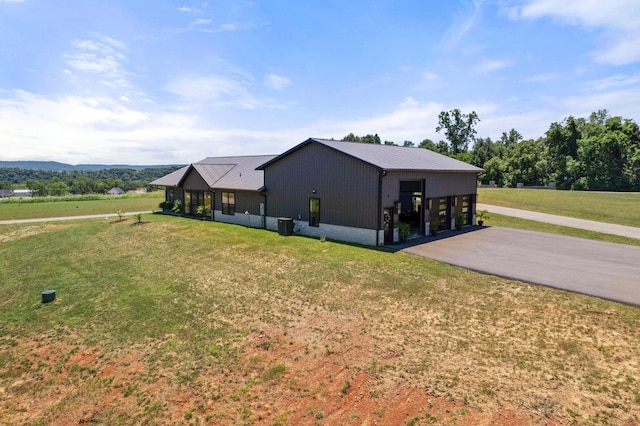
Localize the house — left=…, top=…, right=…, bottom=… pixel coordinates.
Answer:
left=107, top=187, right=126, bottom=195
left=150, top=155, right=276, bottom=227
left=257, top=138, right=483, bottom=246
left=151, top=138, right=483, bottom=246
left=12, top=189, right=32, bottom=197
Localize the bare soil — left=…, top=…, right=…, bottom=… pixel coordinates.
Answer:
left=4, top=307, right=636, bottom=426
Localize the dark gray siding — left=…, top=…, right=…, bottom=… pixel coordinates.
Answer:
left=382, top=171, right=477, bottom=200
left=263, top=143, right=380, bottom=229
left=214, top=189, right=264, bottom=215
left=182, top=170, right=208, bottom=191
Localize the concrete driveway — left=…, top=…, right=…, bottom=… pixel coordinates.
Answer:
left=402, top=227, right=640, bottom=307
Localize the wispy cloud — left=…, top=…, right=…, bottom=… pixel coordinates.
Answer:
left=164, top=73, right=287, bottom=110
left=64, top=36, right=131, bottom=88
left=439, top=0, right=485, bottom=50
left=474, top=59, right=509, bottom=73
left=176, top=6, right=201, bottom=14
left=586, top=73, right=640, bottom=91
left=264, top=74, right=290, bottom=90
left=515, top=0, right=640, bottom=65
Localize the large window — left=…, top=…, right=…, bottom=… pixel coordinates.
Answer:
left=185, top=190, right=212, bottom=216
left=222, top=192, right=235, bottom=215
left=309, top=198, right=320, bottom=227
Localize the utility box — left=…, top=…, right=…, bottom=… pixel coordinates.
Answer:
left=277, top=217, right=294, bottom=236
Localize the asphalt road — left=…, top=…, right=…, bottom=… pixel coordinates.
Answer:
left=403, top=227, right=640, bottom=307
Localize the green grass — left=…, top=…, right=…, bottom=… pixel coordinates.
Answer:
left=1, top=215, right=639, bottom=424
left=478, top=188, right=640, bottom=227
left=0, top=192, right=163, bottom=220
left=485, top=213, right=640, bottom=247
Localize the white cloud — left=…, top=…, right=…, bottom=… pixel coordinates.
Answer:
left=64, top=37, right=132, bottom=89
left=586, top=73, right=640, bottom=91
left=439, top=0, right=485, bottom=50
left=164, top=73, right=287, bottom=110
left=474, top=59, right=509, bottom=73
left=516, top=0, right=640, bottom=65
left=264, top=74, right=290, bottom=90
left=176, top=6, right=201, bottom=13
left=523, top=72, right=560, bottom=83
left=423, top=72, right=439, bottom=82
left=164, top=74, right=248, bottom=101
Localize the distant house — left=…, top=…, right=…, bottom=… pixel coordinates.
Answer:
left=107, top=187, right=126, bottom=195
left=12, top=189, right=32, bottom=197
left=127, top=188, right=147, bottom=194
left=151, top=138, right=483, bottom=246
left=0, top=189, right=13, bottom=198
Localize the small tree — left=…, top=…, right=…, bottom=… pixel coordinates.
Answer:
left=117, top=210, right=125, bottom=221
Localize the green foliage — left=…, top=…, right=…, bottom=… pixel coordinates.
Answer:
left=342, top=133, right=381, bottom=144
left=472, top=109, right=640, bottom=191
left=398, top=222, right=410, bottom=237
left=436, top=109, right=480, bottom=155
left=429, top=215, right=442, bottom=234
left=502, top=139, right=548, bottom=187
left=476, top=210, right=489, bottom=222
left=0, top=166, right=183, bottom=195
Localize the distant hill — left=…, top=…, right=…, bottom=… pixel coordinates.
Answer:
left=0, top=161, right=180, bottom=171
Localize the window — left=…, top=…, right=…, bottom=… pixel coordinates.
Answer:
left=222, top=192, right=235, bottom=215
left=309, top=198, right=320, bottom=227
left=185, top=190, right=212, bottom=216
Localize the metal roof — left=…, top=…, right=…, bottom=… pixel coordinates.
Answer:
left=197, top=155, right=275, bottom=191
left=149, top=165, right=189, bottom=187
left=257, top=138, right=483, bottom=172
left=150, top=155, right=276, bottom=191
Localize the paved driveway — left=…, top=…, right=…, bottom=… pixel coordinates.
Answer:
left=402, top=227, right=640, bottom=306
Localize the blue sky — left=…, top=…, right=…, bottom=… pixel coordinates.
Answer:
left=1, top=0, right=639, bottom=164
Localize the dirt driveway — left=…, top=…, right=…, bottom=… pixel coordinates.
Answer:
left=402, top=227, right=640, bottom=307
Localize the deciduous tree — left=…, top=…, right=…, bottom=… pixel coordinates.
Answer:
left=435, top=109, right=480, bottom=155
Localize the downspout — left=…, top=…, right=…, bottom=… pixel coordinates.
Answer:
left=211, top=190, right=215, bottom=221
left=376, top=170, right=384, bottom=246
left=421, top=178, right=426, bottom=235
left=261, top=190, right=267, bottom=229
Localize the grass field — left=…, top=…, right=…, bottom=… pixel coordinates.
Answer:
left=484, top=213, right=640, bottom=247
left=0, top=192, right=163, bottom=221
left=1, top=214, right=638, bottom=425
left=478, top=188, right=640, bottom=228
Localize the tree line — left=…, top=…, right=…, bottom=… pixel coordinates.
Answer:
left=343, top=108, right=640, bottom=191
left=0, top=166, right=183, bottom=196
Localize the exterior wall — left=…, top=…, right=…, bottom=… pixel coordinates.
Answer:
left=213, top=189, right=264, bottom=216
left=262, top=143, right=381, bottom=229
left=264, top=215, right=378, bottom=246
left=381, top=171, right=477, bottom=200
left=215, top=211, right=265, bottom=228
left=183, top=170, right=209, bottom=190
